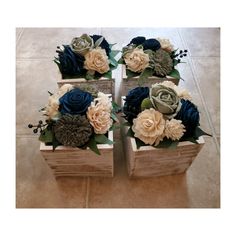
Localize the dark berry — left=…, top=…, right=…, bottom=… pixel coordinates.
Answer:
left=28, top=124, right=33, bottom=128
left=180, top=55, right=183, bottom=58
left=184, top=49, right=188, bottom=52
left=183, top=54, right=187, bottom=56
left=39, top=120, right=43, bottom=124
left=33, top=129, right=38, bottom=133
left=179, top=50, right=183, bottom=54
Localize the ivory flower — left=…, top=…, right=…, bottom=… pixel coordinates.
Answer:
left=86, top=93, right=112, bottom=134
left=132, top=108, right=165, bottom=145
left=157, top=38, right=174, bottom=52
left=164, top=119, right=185, bottom=140
left=43, top=95, right=60, bottom=119
left=124, top=47, right=149, bottom=73
left=84, top=48, right=110, bottom=74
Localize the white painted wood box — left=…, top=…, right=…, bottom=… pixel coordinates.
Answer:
left=121, top=65, right=180, bottom=95
left=57, top=77, right=115, bottom=99
left=40, top=131, right=114, bottom=177
left=121, top=97, right=204, bottom=177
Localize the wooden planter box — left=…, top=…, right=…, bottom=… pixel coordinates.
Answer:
left=121, top=97, right=204, bottom=177
left=57, top=77, right=115, bottom=99
left=121, top=65, right=180, bottom=95
left=40, top=131, right=114, bottom=177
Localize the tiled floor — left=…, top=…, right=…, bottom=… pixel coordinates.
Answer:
left=16, top=28, right=220, bottom=208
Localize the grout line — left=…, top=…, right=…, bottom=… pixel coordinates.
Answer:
left=85, top=177, right=90, bottom=208
left=16, top=28, right=24, bottom=45
left=177, top=29, right=220, bottom=154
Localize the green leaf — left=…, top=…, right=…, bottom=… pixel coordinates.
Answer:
left=85, top=72, right=95, bottom=80
left=39, top=128, right=53, bottom=143
left=154, top=138, right=179, bottom=149
left=94, top=37, right=104, bottom=47
left=112, top=101, right=121, bottom=113
left=168, top=68, right=181, bottom=80
left=126, top=69, right=140, bottom=79
left=109, top=124, right=121, bottom=131
left=109, top=43, right=116, bottom=49
left=173, top=59, right=179, bottom=66
left=118, top=57, right=124, bottom=64
left=109, top=56, right=118, bottom=68
left=111, top=112, right=119, bottom=122
left=52, top=134, right=60, bottom=151
left=138, top=67, right=154, bottom=86
left=194, top=127, right=212, bottom=139
left=102, top=70, right=112, bottom=79
left=135, top=138, right=147, bottom=149
left=94, top=134, right=114, bottom=145
left=126, top=127, right=134, bottom=137
left=87, top=136, right=101, bottom=155
left=109, top=50, right=120, bottom=58
left=141, top=98, right=153, bottom=111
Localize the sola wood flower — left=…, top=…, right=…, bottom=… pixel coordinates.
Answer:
left=87, top=93, right=112, bottom=134
left=157, top=38, right=174, bottom=52
left=132, top=108, right=165, bottom=146
left=164, top=119, right=185, bottom=140
left=153, top=48, right=173, bottom=76
left=54, top=114, right=92, bottom=147
left=84, top=48, right=109, bottom=74
left=124, top=47, right=149, bottom=73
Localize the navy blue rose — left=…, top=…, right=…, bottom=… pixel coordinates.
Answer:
left=90, top=35, right=111, bottom=56
left=175, top=99, right=200, bottom=137
left=59, top=88, right=93, bottom=115
left=56, top=45, right=85, bottom=78
left=142, top=39, right=161, bottom=51
left=128, top=36, right=146, bottom=46
left=123, top=87, right=149, bottom=123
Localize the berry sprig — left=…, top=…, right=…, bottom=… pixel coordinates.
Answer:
left=28, top=120, right=48, bottom=133
left=171, top=49, right=188, bottom=61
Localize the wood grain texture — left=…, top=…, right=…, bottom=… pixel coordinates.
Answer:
left=40, top=131, right=114, bottom=177
left=57, top=77, right=115, bottom=99
left=121, top=65, right=180, bottom=95
left=121, top=97, right=205, bottom=177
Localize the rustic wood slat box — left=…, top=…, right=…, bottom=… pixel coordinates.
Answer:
left=40, top=131, right=114, bottom=177
left=121, top=65, right=180, bottom=95
left=121, top=97, right=204, bottom=177
left=57, top=77, right=115, bottom=99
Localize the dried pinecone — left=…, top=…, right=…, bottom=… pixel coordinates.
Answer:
left=153, top=49, right=173, bottom=77
left=74, top=84, right=98, bottom=98
left=54, top=114, right=93, bottom=147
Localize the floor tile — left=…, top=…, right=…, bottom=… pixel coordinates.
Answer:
left=179, top=28, right=220, bottom=57
left=16, top=59, right=59, bottom=135
left=87, top=130, right=219, bottom=208
left=16, top=28, right=23, bottom=43
left=191, top=57, right=220, bottom=136
left=16, top=136, right=87, bottom=208
left=17, top=28, right=101, bottom=58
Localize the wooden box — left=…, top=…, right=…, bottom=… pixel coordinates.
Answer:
left=121, top=97, right=204, bottom=177
left=57, top=77, right=115, bottom=99
left=121, top=65, right=180, bottom=95
left=40, top=131, right=114, bottom=177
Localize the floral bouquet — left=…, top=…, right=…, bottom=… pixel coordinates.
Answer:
left=119, top=36, right=188, bottom=85
left=54, top=34, right=119, bottom=80
left=28, top=84, right=119, bottom=155
left=123, top=81, right=210, bottom=149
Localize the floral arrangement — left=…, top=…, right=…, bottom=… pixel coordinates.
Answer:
left=28, top=84, right=119, bottom=155
left=54, top=34, right=119, bottom=80
left=123, top=81, right=210, bottom=148
left=118, top=36, right=188, bottom=85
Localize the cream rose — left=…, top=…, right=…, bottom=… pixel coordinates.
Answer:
left=86, top=93, right=112, bottom=134
left=124, top=47, right=149, bottom=73
left=84, top=48, right=110, bottom=74
left=132, top=108, right=165, bottom=145
left=164, top=119, right=185, bottom=140
left=157, top=38, right=174, bottom=52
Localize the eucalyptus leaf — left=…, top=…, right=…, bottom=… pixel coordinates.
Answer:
left=126, top=69, right=140, bottom=79
left=109, top=50, right=120, bottom=58
left=109, top=56, right=118, bottom=68
left=126, top=127, right=134, bottom=137
left=109, top=43, right=116, bottom=49
left=94, top=37, right=104, bottom=47
left=138, top=67, right=154, bottom=86
left=168, top=68, right=181, bottom=80
left=39, top=128, right=53, bottom=143
left=94, top=134, right=114, bottom=145
left=112, top=101, right=121, bottom=113
left=87, top=136, right=101, bottom=155
left=111, top=112, right=119, bottom=122
left=118, top=57, right=124, bottom=64
left=102, top=70, right=112, bottom=79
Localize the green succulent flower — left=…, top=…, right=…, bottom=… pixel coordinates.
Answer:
left=71, top=34, right=94, bottom=56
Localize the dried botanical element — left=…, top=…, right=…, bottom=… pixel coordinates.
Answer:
left=71, top=34, right=94, bottom=56
left=153, top=48, right=173, bottom=76
left=54, top=114, right=92, bottom=147
left=157, top=38, right=174, bottom=52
